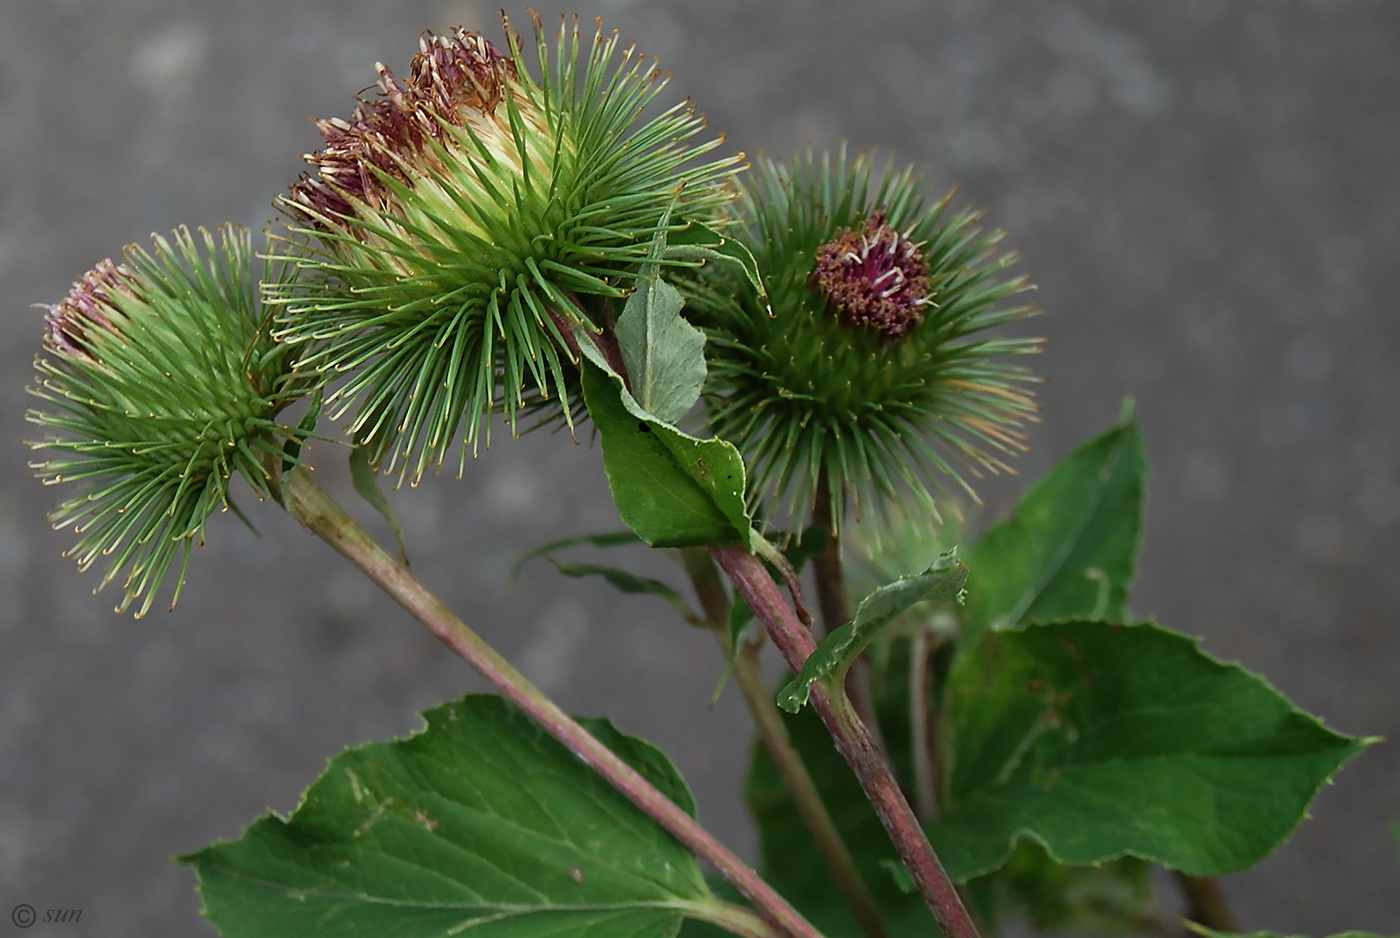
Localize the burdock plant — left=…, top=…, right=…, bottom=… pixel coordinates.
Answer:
left=22, top=14, right=1380, bottom=938
left=274, top=16, right=742, bottom=482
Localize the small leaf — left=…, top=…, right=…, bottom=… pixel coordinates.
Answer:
left=581, top=359, right=750, bottom=548
left=878, top=860, right=915, bottom=895
left=664, top=222, right=768, bottom=311
left=510, top=530, right=642, bottom=581
left=777, top=553, right=967, bottom=713
left=615, top=267, right=708, bottom=424
left=183, top=695, right=711, bottom=938
left=962, top=416, right=1146, bottom=643
left=929, top=621, right=1371, bottom=881
left=349, top=443, right=408, bottom=566
left=547, top=558, right=700, bottom=624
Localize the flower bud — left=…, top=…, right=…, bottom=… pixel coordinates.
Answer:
left=28, top=227, right=316, bottom=616
left=690, top=148, right=1043, bottom=528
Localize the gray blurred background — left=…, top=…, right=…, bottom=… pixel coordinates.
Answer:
left=2, top=1, right=1397, bottom=935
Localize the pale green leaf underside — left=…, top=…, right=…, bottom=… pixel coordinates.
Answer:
left=777, top=554, right=967, bottom=712
left=962, top=417, right=1145, bottom=643
left=616, top=270, right=707, bottom=425
left=183, top=695, right=709, bottom=937
left=931, top=621, right=1369, bottom=881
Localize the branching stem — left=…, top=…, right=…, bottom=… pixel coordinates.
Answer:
left=680, top=548, right=888, bottom=938
left=277, top=468, right=826, bottom=938
left=712, top=544, right=982, bottom=938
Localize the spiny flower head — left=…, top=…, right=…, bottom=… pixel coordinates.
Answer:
left=689, top=148, right=1043, bottom=530
left=28, top=227, right=316, bottom=616
left=273, top=16, right=743, bottom=483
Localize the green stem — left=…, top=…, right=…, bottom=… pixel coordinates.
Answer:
left=712, top=544, right=982, bottom=938
left=682, top=899, right=789, bottom=938
left=278, top=468, right=826, bottom=938
left=909, top=628, right=939, bottom=821
left=680, top=548, right=889, bottom=938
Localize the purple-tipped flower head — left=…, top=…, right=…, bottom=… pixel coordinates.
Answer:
left=42, top=259, right=133, bottom=360
left=813, top=211, right=930, bottom=340
left=287, top=28, right=515, bottom=223
left=273, top=17, right=741, bottom=482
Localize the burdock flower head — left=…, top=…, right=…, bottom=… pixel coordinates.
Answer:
left=274, top=16, right=743, bottom=482
left=28, top=227, right=315, bottom=616
left=690, top=148, right=1043, bottom=529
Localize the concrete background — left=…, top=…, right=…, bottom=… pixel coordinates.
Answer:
left=2, top=1, right=1397, bottom=934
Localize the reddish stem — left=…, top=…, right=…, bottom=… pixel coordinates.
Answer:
left=711, top=544, right=982, bottom=938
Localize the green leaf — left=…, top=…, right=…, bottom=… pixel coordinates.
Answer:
left=962, top=416, right=1146, bottom=643
left=777, top=553, right=967, bottom=713
left=663, top=222, right=768, bottom=311
left=547, top=558, right=699, bottom=624
left=615, top=269, right=708, bottom=425
left=929, top=621, right=1371, bottom=881
left=581, top=359, right=749, bottom=548
left=962, top=840, right=1151, bottom=934
left=510, top=530, right=643, bottom=581
left=183, top=695, right=713, bottom=938
left=349, top=443, right=409, bottom=567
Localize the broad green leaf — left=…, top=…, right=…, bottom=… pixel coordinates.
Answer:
left=615, top=271, right=708, bottom=425
left=930, top=621, right=1370, bottom=881
left=581, top=359, right=749, bottom=548
left=183, top=695, right=712, bottom=938
left=510, top=530, right=642, bottom=581
left=777, top=553, right=967, bottom=713
left=547, top=558, right=699, bottom=624
left=350, top=443, right=408, bottom=566
left=962, top=417, right=1146, bottom=643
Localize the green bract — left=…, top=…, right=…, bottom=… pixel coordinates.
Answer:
left=273, top=17, right=742, bottom=482
left=27, top=227, right=314, bottom=616
left=689, top=148, right=1043, bottom=528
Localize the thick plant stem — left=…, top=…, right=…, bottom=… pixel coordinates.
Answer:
left=712, top=544, right=982, bottom=938
left=680, top=548, right=889, bottom=938
left=1173, top=873, right=1238, bottom=932
left=279, top=468, right=826, bottom=938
